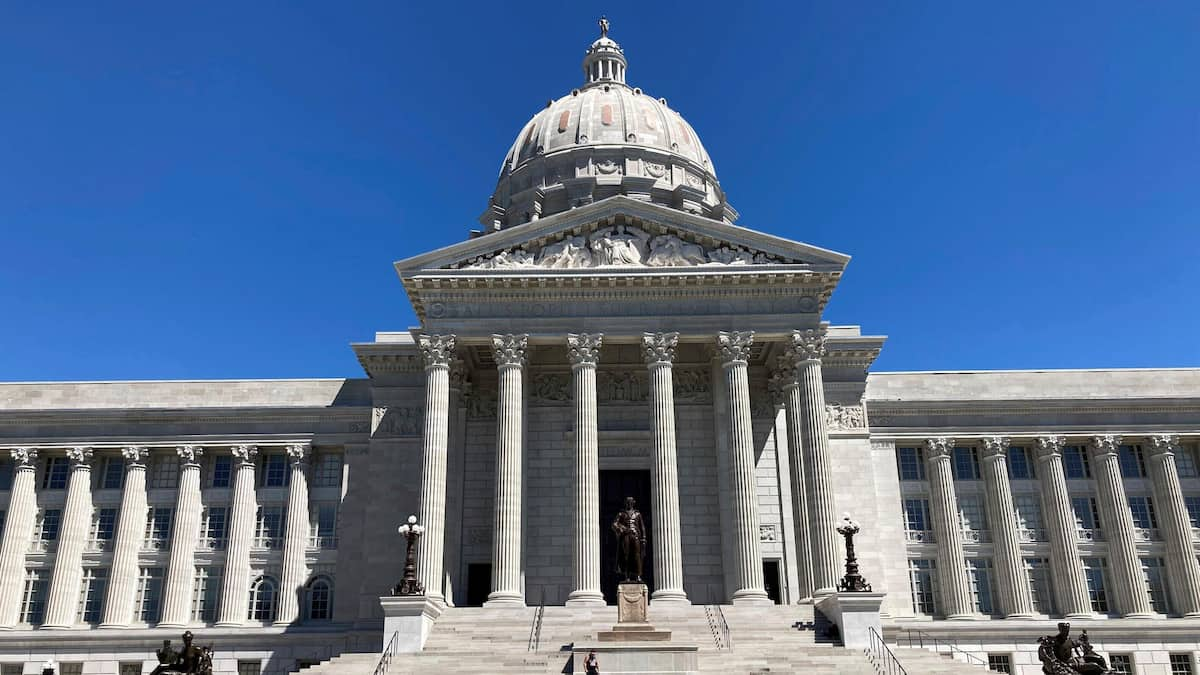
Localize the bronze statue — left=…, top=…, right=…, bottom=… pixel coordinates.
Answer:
left=1037, top=623, right=1113, bottom=674
left=611, top=496, right=646, bottom=583
left=150, top=631, right=213, bottom=675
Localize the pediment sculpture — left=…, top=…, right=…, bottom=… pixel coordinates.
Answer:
left=456, top=225, right=789, bottom=270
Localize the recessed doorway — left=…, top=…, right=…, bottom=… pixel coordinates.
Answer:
left=599, top=469, right=655, bottom=604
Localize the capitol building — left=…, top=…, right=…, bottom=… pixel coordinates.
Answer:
left=2, top=21, right=1200, bottom=675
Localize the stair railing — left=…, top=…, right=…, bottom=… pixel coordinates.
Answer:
left=373, top=630, right=399, bottom=675
left=899, top=627, right=989, bottom=668
left=527, top=604, right=545, bottom=652
left=866, top=626, right=908, bottom=675
left=704, top=605, right=732, bottom=651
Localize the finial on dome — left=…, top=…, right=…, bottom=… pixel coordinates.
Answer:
left=599, top=16, right=610, bottom=38
left=582, top=16, right=626, bottom=86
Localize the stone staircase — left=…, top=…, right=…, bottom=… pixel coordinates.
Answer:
left=292, top=603, right=912, bottom=674
left=882, top=646, right=994, bottom=673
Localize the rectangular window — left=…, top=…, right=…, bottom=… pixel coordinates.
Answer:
left=908, top=559, right=937, bottom=615
left=0, top=458, right=14, bottom=490
left=211, top=455, right=232, bottom=488
left=43, top=456, right=70, bottom=489
left=4, top=665, right=27, bottom=675
left=967, top=558, right=996, bottom=616
left=20, top=569, right=47, bottom=625
left=192, top=567, right=222, bottom=622
left=202, top=506, right=228, bottom=549
left=238, top=661, right=263, bottom=675
left=953, top=447, right=980, bottom=480
left=987, top=654, right=1012, bottom=674
left=1143, top=557, right=1170, bottom=614
left=1025, top=557, right=1054, bottom=615
left=143, top=506, right=173, bottom=550
left=1083, top=557, right=1109, bottom=613
left=77, top=567, right=109, bottom=623
left=1129, top=496, right=1158, bottom=530
left=261, top=454, right=289, bottom=487
left=311, top=503, right=339, bottom=548
left=957, top=495, right=989, bottom=542
left=1186, top=497, right=1200, bottom=529
left=1171, top=653, right=1195, bottom=675
left=88, top=507, right=118, bottom=550
left=313, top=452, right=344, bottom=487
left=1008, top=447, right=1035, bottom=479
left=120, top=665, right=144, bottom=675
left=1073, top=497, right=1102, bottom=540
left=897, top=447, right=925, bottom=481
left=1109, top=654, right=1133, bottom=674
left=58, top=665, right=83, bottom=675
left=0, top=509, right=5, bottom=535
left=1064, top=446, right=1091, bottom=479
left=101, top=457, right=125, bottom=489
left=37, top=508, right=63, bottom=544
left=149, top=455, right=179, bottom=489
left=136, top=567, right=165, bottom=623
left=1178, top=446, right=1199, bottom=478
left=903, top=498, right=932, bottom=543
left=1119, top=445, right=1147, bottom=478
left=255, top=505, right=285, bottom=548
left=1014, top=495, right=1045, bottom=541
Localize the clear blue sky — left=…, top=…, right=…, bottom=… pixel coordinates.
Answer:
left=2, top=2, right=1198, bottom=381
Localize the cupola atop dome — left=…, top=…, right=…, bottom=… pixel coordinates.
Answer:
left=479, top=18, right=737, bottom=233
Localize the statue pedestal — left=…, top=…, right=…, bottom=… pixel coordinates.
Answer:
left=598, top=583, right=672, bottom=642
left=815, top=592, right=885, bottom=650
left=379, top=595, right=443, bottom=653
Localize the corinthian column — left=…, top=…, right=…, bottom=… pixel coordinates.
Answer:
left=1147, top=435, right=1200, bottom=616
left=643, top=332, right=688, bottom=604
left=925, top=438, right=974, bottom=619
left=160, top=446, right=204, bottom=628
left=277, top=443, right=312, bottom=625
left=217, top=445, right=259, bottom=626
left=716, top=331, right=769, bottom=604
left=416, top=334, right=456, bottom=605
left=1089, top=435, right=1153, bottom=618
left=775, top=357, right=814, bottom=601
left=979, top=437, right=1034, bottom=619
left=0, top=448, right=38, bottom=628
left=101, top=446, right=149, bottom=628
left=1034, top=436, right=1092, bottom=618
left=43, top=447, right=96, bottom=628
left=485, top=334, right=527, bottom=607
left=790, top=329, right=839, bottom=597
left=566, top=333, right=605, bottom=606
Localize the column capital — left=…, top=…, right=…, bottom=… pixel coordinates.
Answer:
left=716, top=331, right=754, bottom=365
left=1149, top=434, right=1180, bottom=457
left=642, top=332, right=678, bottom=366
left=9, top=446, right=38, bottom=468
left=923, top=437, right=956, bottom=460
left=66, top=446, right=94, bottom=468
left=788, top=328, right=828, bottom=363
left=121, top=446, right=149, bottom=467
left=1088, top=435, right=1123, bottom=457
left=567, top=333, right=603, bottom=367
left=418, top=334, right=457, bottom=369
left=231, top=444, right=259, bottom=465
left=1035, top=435, right=1065, bottom=460
left=285, top=443, right=310, bottom=465
left=176, top=445, right=204, bottom=465
left=491, top=333, right=528, bottom=368
left=979, top=436, right=1010, bottom=461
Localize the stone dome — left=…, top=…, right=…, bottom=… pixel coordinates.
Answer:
left=479, top=18, right=737, bottom=231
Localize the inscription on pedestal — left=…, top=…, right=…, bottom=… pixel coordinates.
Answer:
left=617, top=583, right=648, bottom=624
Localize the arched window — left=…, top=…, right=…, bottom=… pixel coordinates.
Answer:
left=248, top=576, right=278, bottom=623
left=306, top=575, right=333, bottom=621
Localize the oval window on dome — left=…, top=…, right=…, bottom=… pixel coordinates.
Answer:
left=601, top=104, right=613, bottom=126
left=676, top=120, right=692, bottom=147
left=641, top=107, right=657, bottom=131
left=558, top=110, right=571, bottom=133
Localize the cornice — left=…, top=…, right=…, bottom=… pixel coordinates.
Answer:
left=866, top=399, right=1200, bottom=418
left=0, top=406, right=369, bottom=428
left=351, top=342, right=423, bottom=378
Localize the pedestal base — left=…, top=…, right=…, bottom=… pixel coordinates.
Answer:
left=573, top=643, right=698, bottom=674
left=599, top=583, right=672, bottom=641
left=815, top=592, right=885, bottom=650
left=598, top=623, right=673, bottom=642
left=379, top=595, right=443, bottom=653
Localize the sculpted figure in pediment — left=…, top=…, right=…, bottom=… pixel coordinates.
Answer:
left=590, top=225, right=651, bottom=265
left=647, top=234, right=708, bottom=266
left=536, top=235, right=593, bottom=268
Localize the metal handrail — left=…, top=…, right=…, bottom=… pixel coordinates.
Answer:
left=527, top=604, right=545, bottom=651
left=900, top=627, right=989, bottom=667
left=866, top=626, right=908, bottom=675
left=373, top=630, right=399, bottom=675
left=704, top=605, right=732, bottom=651
left=716, top=605, right=731, bottom=651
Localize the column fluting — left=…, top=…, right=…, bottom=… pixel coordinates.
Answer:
left=0, top=448, right=40, bottom=627
left=643, top=332, right=688, bottom=604
left=159, top=446, right=204, bottom=627
left=1089, top=435, right=1154, bottom=618
left=485, top=333, right=527, bottom=607
left=1034, top=436, right=1092, bottom=618
left=979, top=437, right=1035, bottom=618
left=217, top=445, right=259, bottom=626
left=566, top=333, right=605, bottom=606
left=277, top=443, right=312, bottom=625
left=790, top=329, right=839, bottom=597
left=717, top=331, right=770, bottom=604
left=777, top=356, right=814, bottom=601
left=924, top=438, right=974, bottom=619
left=1147, top=435, right=1200, bottom=616
left=101, top=446, right=149, bottom=628
left=416, top=334, right=456, bottom=605
left=43, top=447, right=96, bottom=628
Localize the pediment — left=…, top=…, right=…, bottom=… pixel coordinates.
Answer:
left=395, top=196, right=849, bottom=277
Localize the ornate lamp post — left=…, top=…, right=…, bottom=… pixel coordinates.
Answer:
left=393, top=515, right=426, bottom=596
left=836, top=514, right=872, bottom=592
